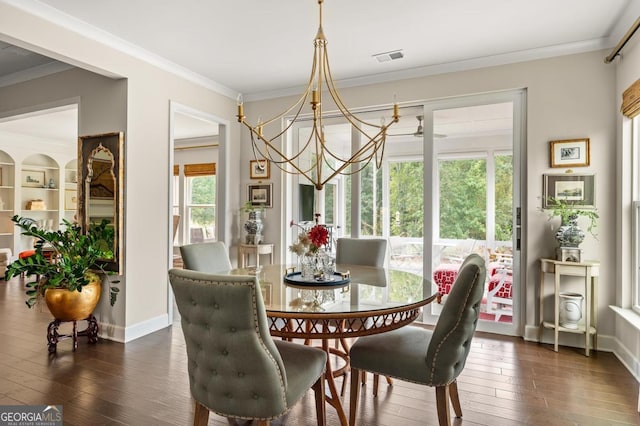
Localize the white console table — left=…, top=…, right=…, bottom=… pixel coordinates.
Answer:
left=539, top=258, right=599, bottom=356
left=238, top=243, right=274, bottom=269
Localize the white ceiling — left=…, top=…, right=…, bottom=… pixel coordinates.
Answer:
left=3, top=0, right=637, bottom=99
left=0, top=0, right=637, bottom=142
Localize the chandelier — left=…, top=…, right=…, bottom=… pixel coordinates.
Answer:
left=237, top=0, right=399, bottom=190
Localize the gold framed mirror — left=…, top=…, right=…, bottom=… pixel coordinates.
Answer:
left=78, top=132, right=124, bottom=273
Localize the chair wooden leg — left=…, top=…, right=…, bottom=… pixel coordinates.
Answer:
left=449, top=380, right=462, bottom=418
left=373, top=373, right=379, bottom=397
left=312, top=373, right=327, bottom=426
left=256, top=420, right=270, bottom=426
left=193, top=401, right=209, bottom=426
left=349, top=368, right=362, bottom=426
left=435, top=385, right=451, bottom=426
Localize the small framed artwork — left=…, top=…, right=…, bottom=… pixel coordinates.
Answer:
left=22, top=170, right=45, bottom=187
left=550, top=138, right=590, bottom=168
left=250, top=159, right=270, bottom=179
left=65, top=190, right=78, bottom=210
left=543, top=173, right=596, bottom=209
left=248, top=183, right=273, bottom=208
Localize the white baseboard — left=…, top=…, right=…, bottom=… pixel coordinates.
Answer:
left=98, top=313, right=171, bottom=343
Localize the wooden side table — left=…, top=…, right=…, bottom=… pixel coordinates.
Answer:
left=539, top=258, right=599, bottom=356
left=238, top=243, right=274, bottom=268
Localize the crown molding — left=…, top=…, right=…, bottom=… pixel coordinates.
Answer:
left=245, top=38, right=611, bottom=102
left=4, top=0, right=239, bottom=99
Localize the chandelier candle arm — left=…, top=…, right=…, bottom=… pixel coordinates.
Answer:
left=236, top=0, right=400, bottom=190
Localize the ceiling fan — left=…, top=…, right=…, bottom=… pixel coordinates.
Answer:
left=388, top=115, right=446, bottom=139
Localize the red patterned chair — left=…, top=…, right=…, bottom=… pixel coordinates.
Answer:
left=486, top=254, right=513, bottom=321
left=433, top=239, right=482, bottom=303
left=433, top=263, right=460, bottom=303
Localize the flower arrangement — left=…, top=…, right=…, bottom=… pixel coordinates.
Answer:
left=289, top=219, right=329, bottom=256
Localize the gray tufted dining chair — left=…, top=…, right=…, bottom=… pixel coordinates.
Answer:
left=336, top=237, right=387, bottom=267
left=179, top=241, right=232, bottom=273
left=335, top=237, right=389, bottom=394
left=348, top=253, right=486, bottom=426
left=168, top=268, right=327, bottom=426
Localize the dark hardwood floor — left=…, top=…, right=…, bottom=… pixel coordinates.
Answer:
left=1, top=275, right=638, bottom=425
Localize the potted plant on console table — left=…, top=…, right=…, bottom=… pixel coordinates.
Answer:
left=543, top=196, right=598, bottom=262
left=4, top=215, right=120, bottom=353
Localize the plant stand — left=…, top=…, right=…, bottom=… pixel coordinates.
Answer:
left=47, top=314, right=99, bottom=353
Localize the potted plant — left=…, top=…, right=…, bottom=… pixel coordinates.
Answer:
left=543, top=197, right=599, bottom=247
left=4, top=215, right=120, bottom=313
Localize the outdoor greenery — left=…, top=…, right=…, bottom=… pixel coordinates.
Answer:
left=188, top=175, right=216, bottom=226
left=438, top=155, right=513, bottom=242
left=389, top=161, right=424, bottom=238
left=340, top=155, right=513, bottom=242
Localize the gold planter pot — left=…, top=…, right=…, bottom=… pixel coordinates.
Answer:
left=45, top=279, right=102, bottom=322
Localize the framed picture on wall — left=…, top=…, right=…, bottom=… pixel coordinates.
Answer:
left=64, top=190, right=78, bottom=210
left=250, top=159, right=270, bottom=179
left=248, top=183, right=273, bottom=208
left=22, top=170, right=45, bottom=187
left=550, top=138, right=590, bottom=168
left=543, top=173, right=596, bottom=209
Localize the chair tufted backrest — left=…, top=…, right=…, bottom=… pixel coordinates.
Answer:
left=179, top=241, right=232, bottom=273
left=336, top=238, right=387, bottom=267
left=168, top=268, right=289, bottom=419
left=425, top=253, right=486, bottom=386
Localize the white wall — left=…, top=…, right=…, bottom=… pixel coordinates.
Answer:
left=243, top=50, right=617, bottom=343
left=0, top=1, right=241, bottom=342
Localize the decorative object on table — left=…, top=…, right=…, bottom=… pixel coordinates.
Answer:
left=542, top=173, right=596, bottom=209
left=559, top=292, right=584, bottom=329
left=289, top=216, right=333, bottom=280
left=249, top=159, right=270, bottom=179
left=4, top=215, right=120, bottom=352
left=247, top=183, right=273, bottom=208
left=242, top=201, right=265, bottom=245
left=25, top=199, right=46, bottom=210
left=550, top=138, right=590, bottom=168
left=236, top=0, right=399, bottom=191
left=542, top=196, right=598, bottom=262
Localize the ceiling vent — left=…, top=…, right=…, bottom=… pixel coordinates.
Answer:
left=372, top=49, right=404, bottom=63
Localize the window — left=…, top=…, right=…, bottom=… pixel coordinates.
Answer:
left=632, top=116, right=640, bottom=314
left=182, top=163, right=216, bottom=244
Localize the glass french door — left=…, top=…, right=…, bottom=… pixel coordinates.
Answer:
left=284, top=93, right=524, bottom=335
left=423, top=91, right=524, bottom=335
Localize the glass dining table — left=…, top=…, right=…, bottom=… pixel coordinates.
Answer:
left=230, top=263, right=438, bottom=426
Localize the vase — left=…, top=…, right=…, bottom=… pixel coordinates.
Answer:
left=45, top=278, right=102, bottom=322
left=244, top=210, right=264, bottom=245
left=555, top=215, right=585, bottom=248
left=559, top=292, right=583, bottom=329
left=300, top=249, right=330, bottom=280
